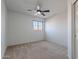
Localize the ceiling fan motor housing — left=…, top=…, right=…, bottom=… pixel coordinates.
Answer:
left=37, top=10, right=41, bottom=12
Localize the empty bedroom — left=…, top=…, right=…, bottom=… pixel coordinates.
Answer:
left=2, top=0, right=77, bottom=59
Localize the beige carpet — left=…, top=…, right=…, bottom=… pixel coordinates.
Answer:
left=3, top=41, right=68, bottom=59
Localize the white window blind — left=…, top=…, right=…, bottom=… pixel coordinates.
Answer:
left=32, top=20, right=43, bottom=31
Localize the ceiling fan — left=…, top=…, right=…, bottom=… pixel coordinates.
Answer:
left=27, top=4, right=50, bottom=16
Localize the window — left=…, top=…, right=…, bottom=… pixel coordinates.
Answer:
left=32, top=20, right=43, bottom=31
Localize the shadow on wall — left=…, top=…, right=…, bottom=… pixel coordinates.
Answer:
left=45, top=12, right=67, bottom=47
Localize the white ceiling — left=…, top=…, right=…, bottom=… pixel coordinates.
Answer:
left=5, top=0, right=67, bottom=18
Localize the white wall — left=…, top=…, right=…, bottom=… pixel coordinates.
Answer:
left=45, top=12, right=67, bottom=47
left=7, top=11, right=45, bottom=46
left=1, top=0, right=7, bottom=58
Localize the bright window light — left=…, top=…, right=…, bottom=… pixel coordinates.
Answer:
left=32, top=20, right=43, bottom=31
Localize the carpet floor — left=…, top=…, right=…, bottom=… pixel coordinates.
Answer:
left=3, top=41, right=68, bottom=59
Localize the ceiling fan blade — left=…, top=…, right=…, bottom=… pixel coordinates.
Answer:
left=41, top=12, right=45, bottom=16
left=41, top=10, right=50, bottom=12
left=35, top=0, right=42, bottom=10
left=27, top=9, right=32, bottom=11
left=37, top=5, right=40, bottom=10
